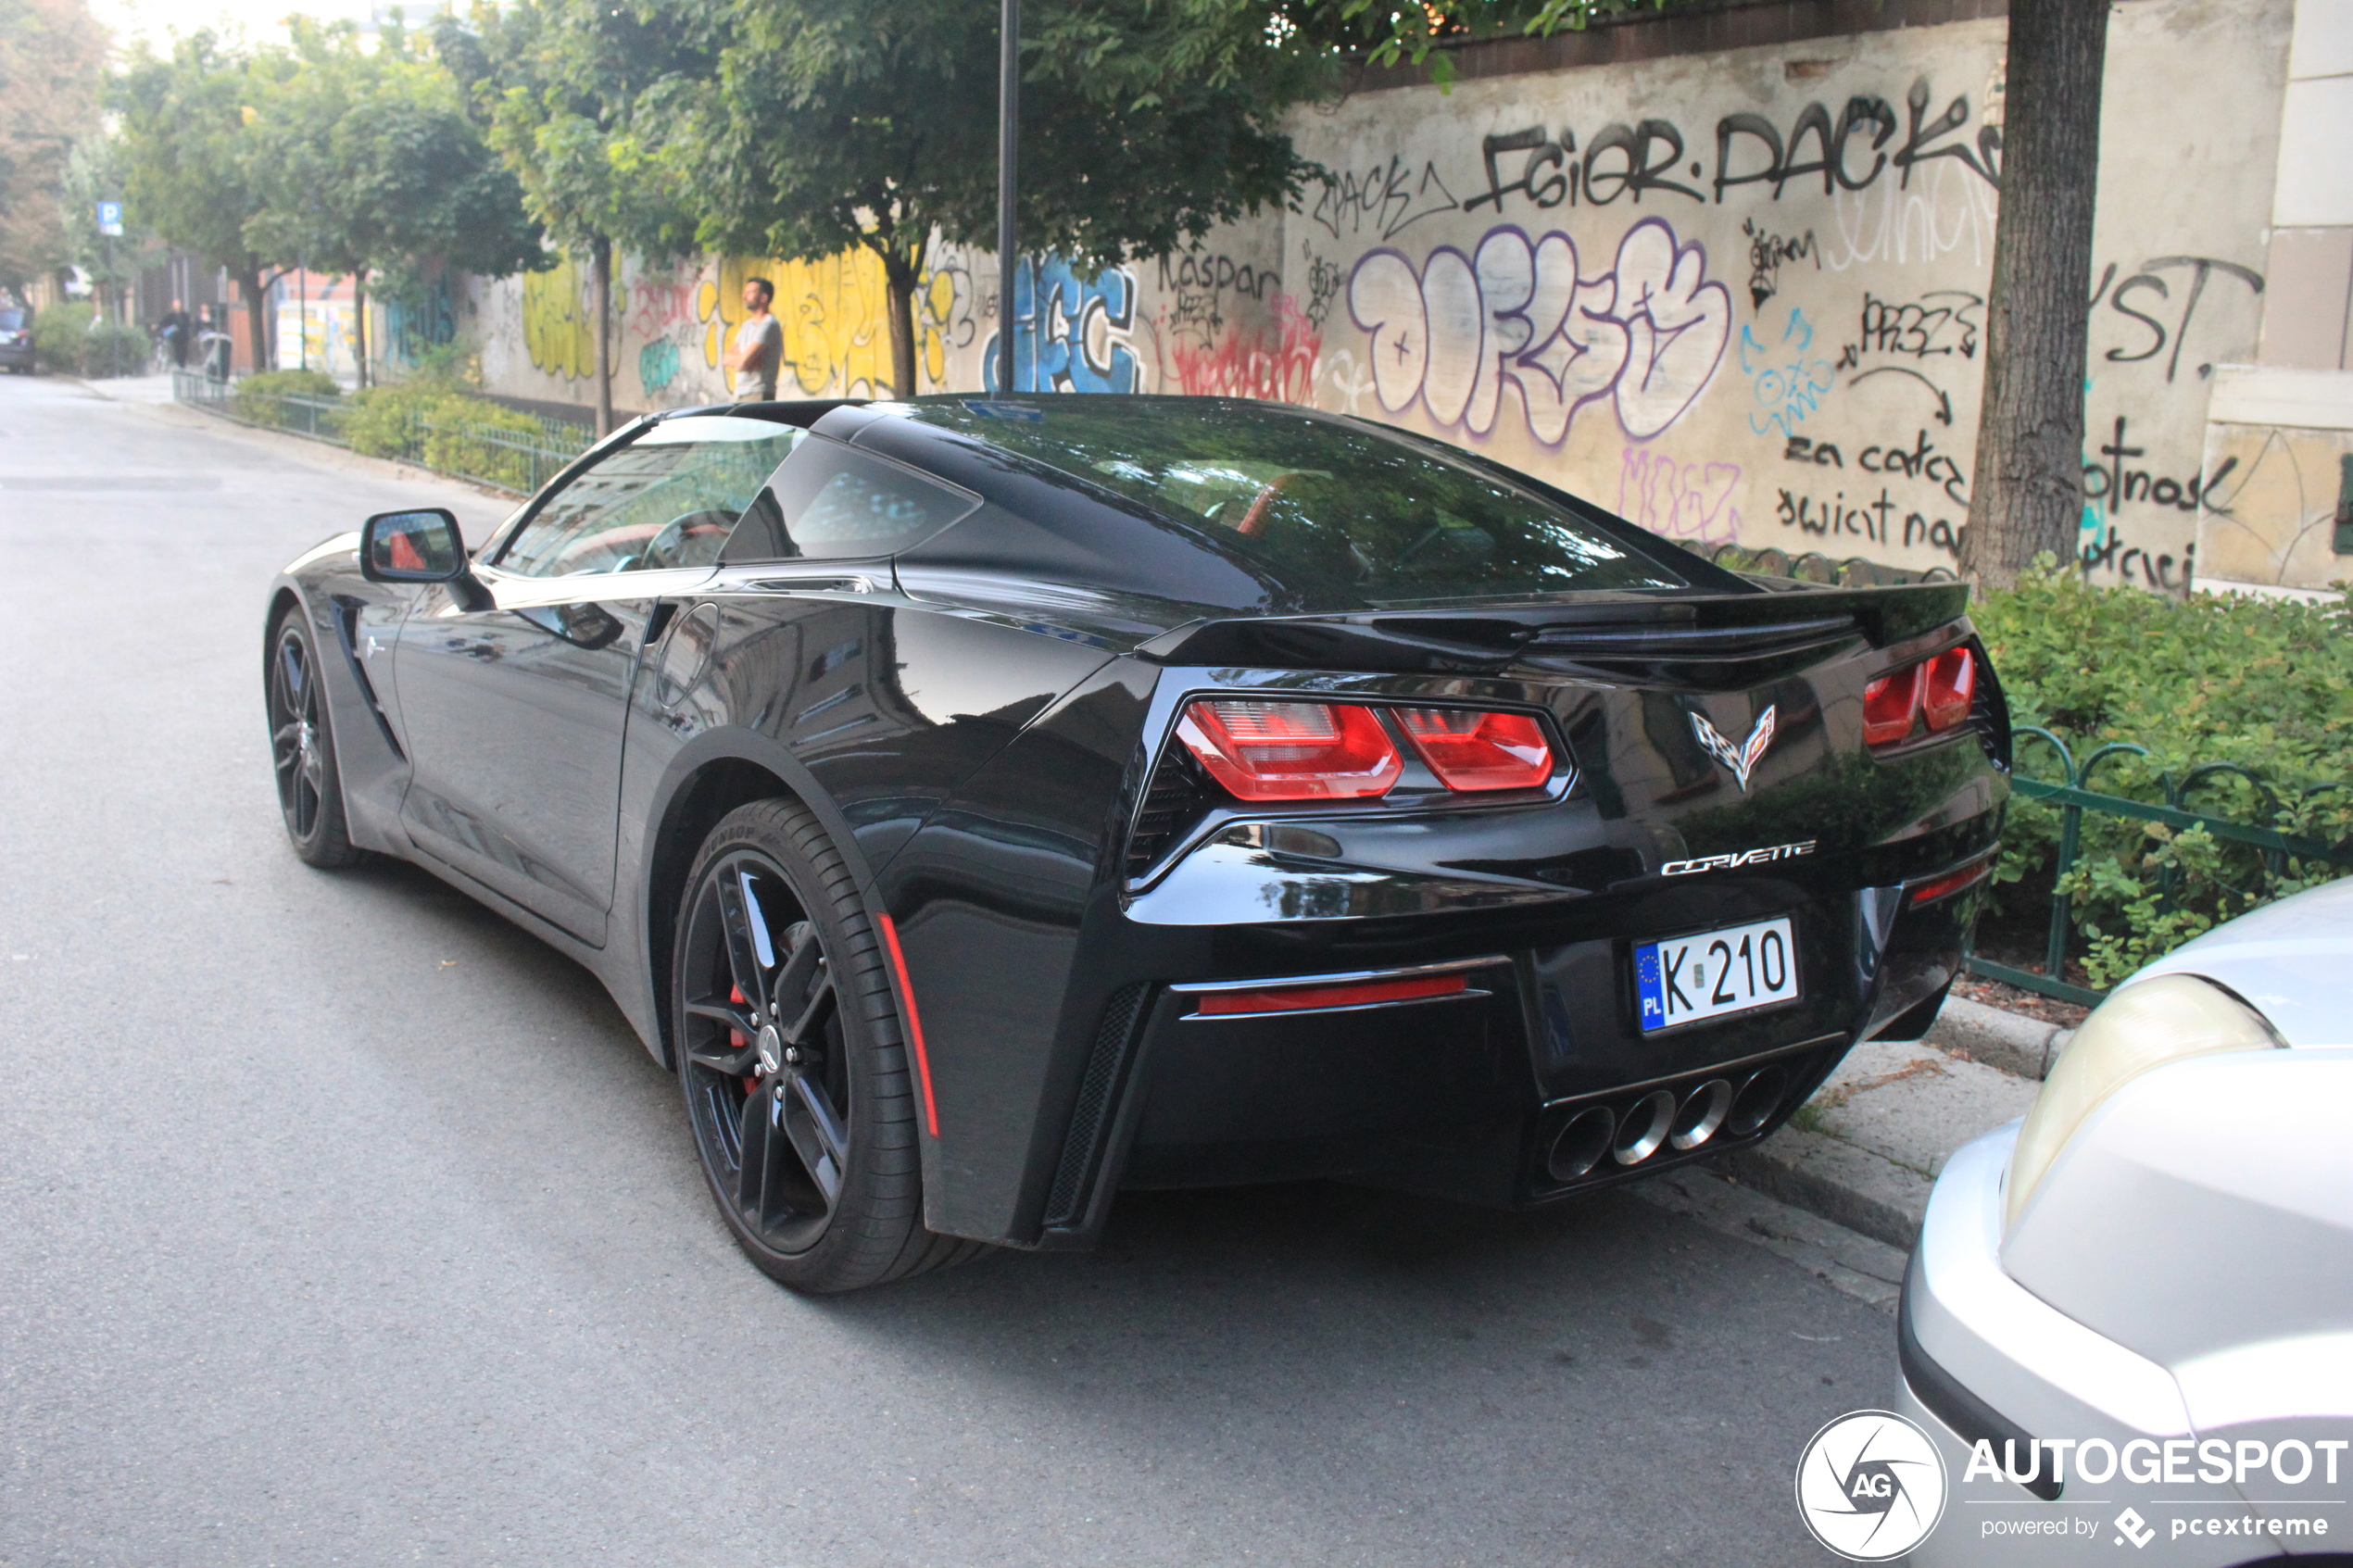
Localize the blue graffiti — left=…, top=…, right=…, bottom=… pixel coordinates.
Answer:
left=1739, top=306, right=1834, bottom=439
left=384, top=279, right=456, bottom=362
left=638, top=337, right=680, bottom=394
left=983, top=255, right=1138, bottom=395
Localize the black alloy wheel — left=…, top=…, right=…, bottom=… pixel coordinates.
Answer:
left=673, top=799, right=983, bottom=1293
left=265, top=608, right=363, bottom=869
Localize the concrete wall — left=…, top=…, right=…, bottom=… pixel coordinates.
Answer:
left=465, top=0, right=2293, bottom=591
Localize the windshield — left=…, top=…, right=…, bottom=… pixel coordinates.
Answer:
left=497, top=414, right=805, bottom=577
left=0, top=310, right=23, bottom=330
left=900, top=397, right=1687, bottom=603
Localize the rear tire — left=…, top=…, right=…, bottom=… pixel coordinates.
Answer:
left=265, top=607, right=365, bottom=869
left=673, top=798, right=985, bottom=1293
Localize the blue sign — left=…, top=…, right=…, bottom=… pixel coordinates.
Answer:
left=95, top=201, right=122, bottom=236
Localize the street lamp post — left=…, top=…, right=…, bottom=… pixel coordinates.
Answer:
left=996, top=0, right=1018, bottom=397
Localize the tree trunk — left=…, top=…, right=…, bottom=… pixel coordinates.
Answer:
left=881, top=239, right=924, bottom=398
left=1960, top=0, right=2110, bottom=590
left=592, top=236, right=613, bottom=436
left=353, top=274, right=370, bottom=390
left=240, top=267, right=271, bottom=377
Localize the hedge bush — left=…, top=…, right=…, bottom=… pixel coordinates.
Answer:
left=232, top=368, right=341, bottom=427
left=1974, top=563, right=2353, bottom=984
left=333, top=381, right=573, bottom=492
left=31, top=303, right=149, bottom=377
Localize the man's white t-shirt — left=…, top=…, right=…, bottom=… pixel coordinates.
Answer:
left=735, top=313, right=783, bottom=399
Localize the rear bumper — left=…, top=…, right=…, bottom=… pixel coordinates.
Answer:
left=1032, top=872, right=1979, bottom=1245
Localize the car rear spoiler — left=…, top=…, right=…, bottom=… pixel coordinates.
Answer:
left=1131, top=581, right=1971, bottom=676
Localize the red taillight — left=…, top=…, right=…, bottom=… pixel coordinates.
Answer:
left=1176, top=699, right=1403, bottom=801
left=1861, top=664, right=1924, bottom=747
left=1922, top=646, right=1976, bottom=732
left=1395, top=708, right=1553, bottom=791
left=1194, top=972, right=1468, bottom=1015
left=1863, top=646, right=1978, bottom=749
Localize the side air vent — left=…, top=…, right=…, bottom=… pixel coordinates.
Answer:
left=1043, top=983, right=1152, bottom=1227
left=1125, top=748, right=1210, bottom=879
left=1966, top=636, right=2012, bottom=771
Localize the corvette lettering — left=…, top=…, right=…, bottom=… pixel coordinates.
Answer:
left=1661, top=840, right=1818, bottom=876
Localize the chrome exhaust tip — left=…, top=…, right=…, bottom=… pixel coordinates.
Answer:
left=1612, top=1089, right=1677, bottom=1166
left=1547, top=1105, right=1616, bottom=1183
left=1728, top=1065, right=1791, bottom=1137
left=1670, top=1078, right=1734, bottom=1150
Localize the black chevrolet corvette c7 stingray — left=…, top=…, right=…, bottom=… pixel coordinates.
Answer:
left=264, top=395, right=2007, bottom=1291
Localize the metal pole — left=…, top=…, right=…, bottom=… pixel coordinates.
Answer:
left=996, top=0, right=1019, bottom=396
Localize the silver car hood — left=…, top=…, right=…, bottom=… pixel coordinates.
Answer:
left=2133, top=873, right=2353, bottom=1046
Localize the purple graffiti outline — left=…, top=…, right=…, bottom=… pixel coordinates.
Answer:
left=1347, top=216, right=1732, bottom=447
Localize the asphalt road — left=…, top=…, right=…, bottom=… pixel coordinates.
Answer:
left=0, top=374, right=1882, bottom=1567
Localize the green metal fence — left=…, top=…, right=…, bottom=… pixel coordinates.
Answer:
left=171, top=370, right=591, bottom=495
left=1965, top=725, right=2353, bottom=1006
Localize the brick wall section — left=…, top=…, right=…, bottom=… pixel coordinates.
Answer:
left=1340, top=0, right=2010, bottom=93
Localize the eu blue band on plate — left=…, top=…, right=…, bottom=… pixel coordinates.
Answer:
left=1636, top=946, right=1666, bottom=1027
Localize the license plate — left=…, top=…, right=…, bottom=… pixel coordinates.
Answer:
left=1635, top=917, right=1798, bottom=1033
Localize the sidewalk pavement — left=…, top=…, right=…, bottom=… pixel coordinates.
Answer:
left=1723, top=996, right=2069, bottom=1255
left=1635, top=994, right=2068, bottom=1311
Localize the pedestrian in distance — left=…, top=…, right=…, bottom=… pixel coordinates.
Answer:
left=158, top=297, right=194, bottom=369
left=725, top=277, right=781, bottom=401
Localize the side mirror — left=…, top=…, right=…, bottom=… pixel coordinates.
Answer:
left=361, top=508, right=468, bottom=583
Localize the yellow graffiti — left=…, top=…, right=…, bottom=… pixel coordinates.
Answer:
left=694, top=248, right=968, bottom=397
left=522, top=254, right=596, bottom=381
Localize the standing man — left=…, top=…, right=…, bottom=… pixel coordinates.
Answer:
left=724, top=277, right=782, bottom=401
left=159, top=297, right=194, bottom=368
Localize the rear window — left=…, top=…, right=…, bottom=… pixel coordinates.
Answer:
left=900, top=398, right=1686, bottom=603
left=0, top=310, right=23, bottom=330
left=722, top=436, right=979, bottom=563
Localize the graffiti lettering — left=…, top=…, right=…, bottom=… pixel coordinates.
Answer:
left=1778, top=483, right=1964, bottom=558
left=1738, top=307, right=1835, bottom=438
left=1312, top=157, right=1460, bottom=241
left=2088, top=255, right=2264, bottom=383
left=1849, top=290, right=1982, bottom=359
left=2082, top=415, right=2237, bottom=514
left=1165, top=295, right=1322, bottom=402
left=522, top=255, right=595, bottom=381
left=1783, top=435, right=1844, bottom=468
left=1742, top=219, right=1818, bottom=308
left=1618, top=445, right=1743, bottom=543
left=984, top=255, right=1139, bottom=395
left=1715, top=96, right=1900, bottom=201
left=1302, top=253, right=1343, bottom=332
left=2080, top=525, right=2194, bottom=588
left=1347, top=218, right=1731, bottom=444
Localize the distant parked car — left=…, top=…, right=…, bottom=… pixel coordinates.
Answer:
left=1896, top=876, right=2353, bottom=1564
left=0, top=306, right=33, bottom=374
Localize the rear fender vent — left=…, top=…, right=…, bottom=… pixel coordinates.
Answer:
left=1125, top=747, right=1211, bottom=879
left=1966, top=635, right=2012, bottom=771
left=1043, top=983, right=1152, bottom=1227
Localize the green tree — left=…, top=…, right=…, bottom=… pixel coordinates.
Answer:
left=115, top=31, right=293, bottom=374
left=1289, top=0, right=1688, bottom=88
left=246, top=17, right=543, bottom=387
left=434, top=0, right=703, bottom=433
left=670, top=0, right=1328, bottom=397
left=0, top=0, right=106, bottom=297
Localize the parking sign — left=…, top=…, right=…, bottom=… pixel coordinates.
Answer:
left=96, top=201, right=122, bottom=236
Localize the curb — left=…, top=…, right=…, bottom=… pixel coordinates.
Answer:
left=1922, top=995, right=2074, bottom=1080
left=1724, top=1000, right=2062, bottom=1254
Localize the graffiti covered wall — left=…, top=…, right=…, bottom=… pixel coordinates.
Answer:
left=468, top=0, right=2286, bottom=586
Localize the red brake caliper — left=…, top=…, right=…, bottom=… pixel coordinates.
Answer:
left=731, top=984, right=757, bottom=1096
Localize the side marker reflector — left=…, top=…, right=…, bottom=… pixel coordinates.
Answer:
left=875, top=912, right=939, bottom=1136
